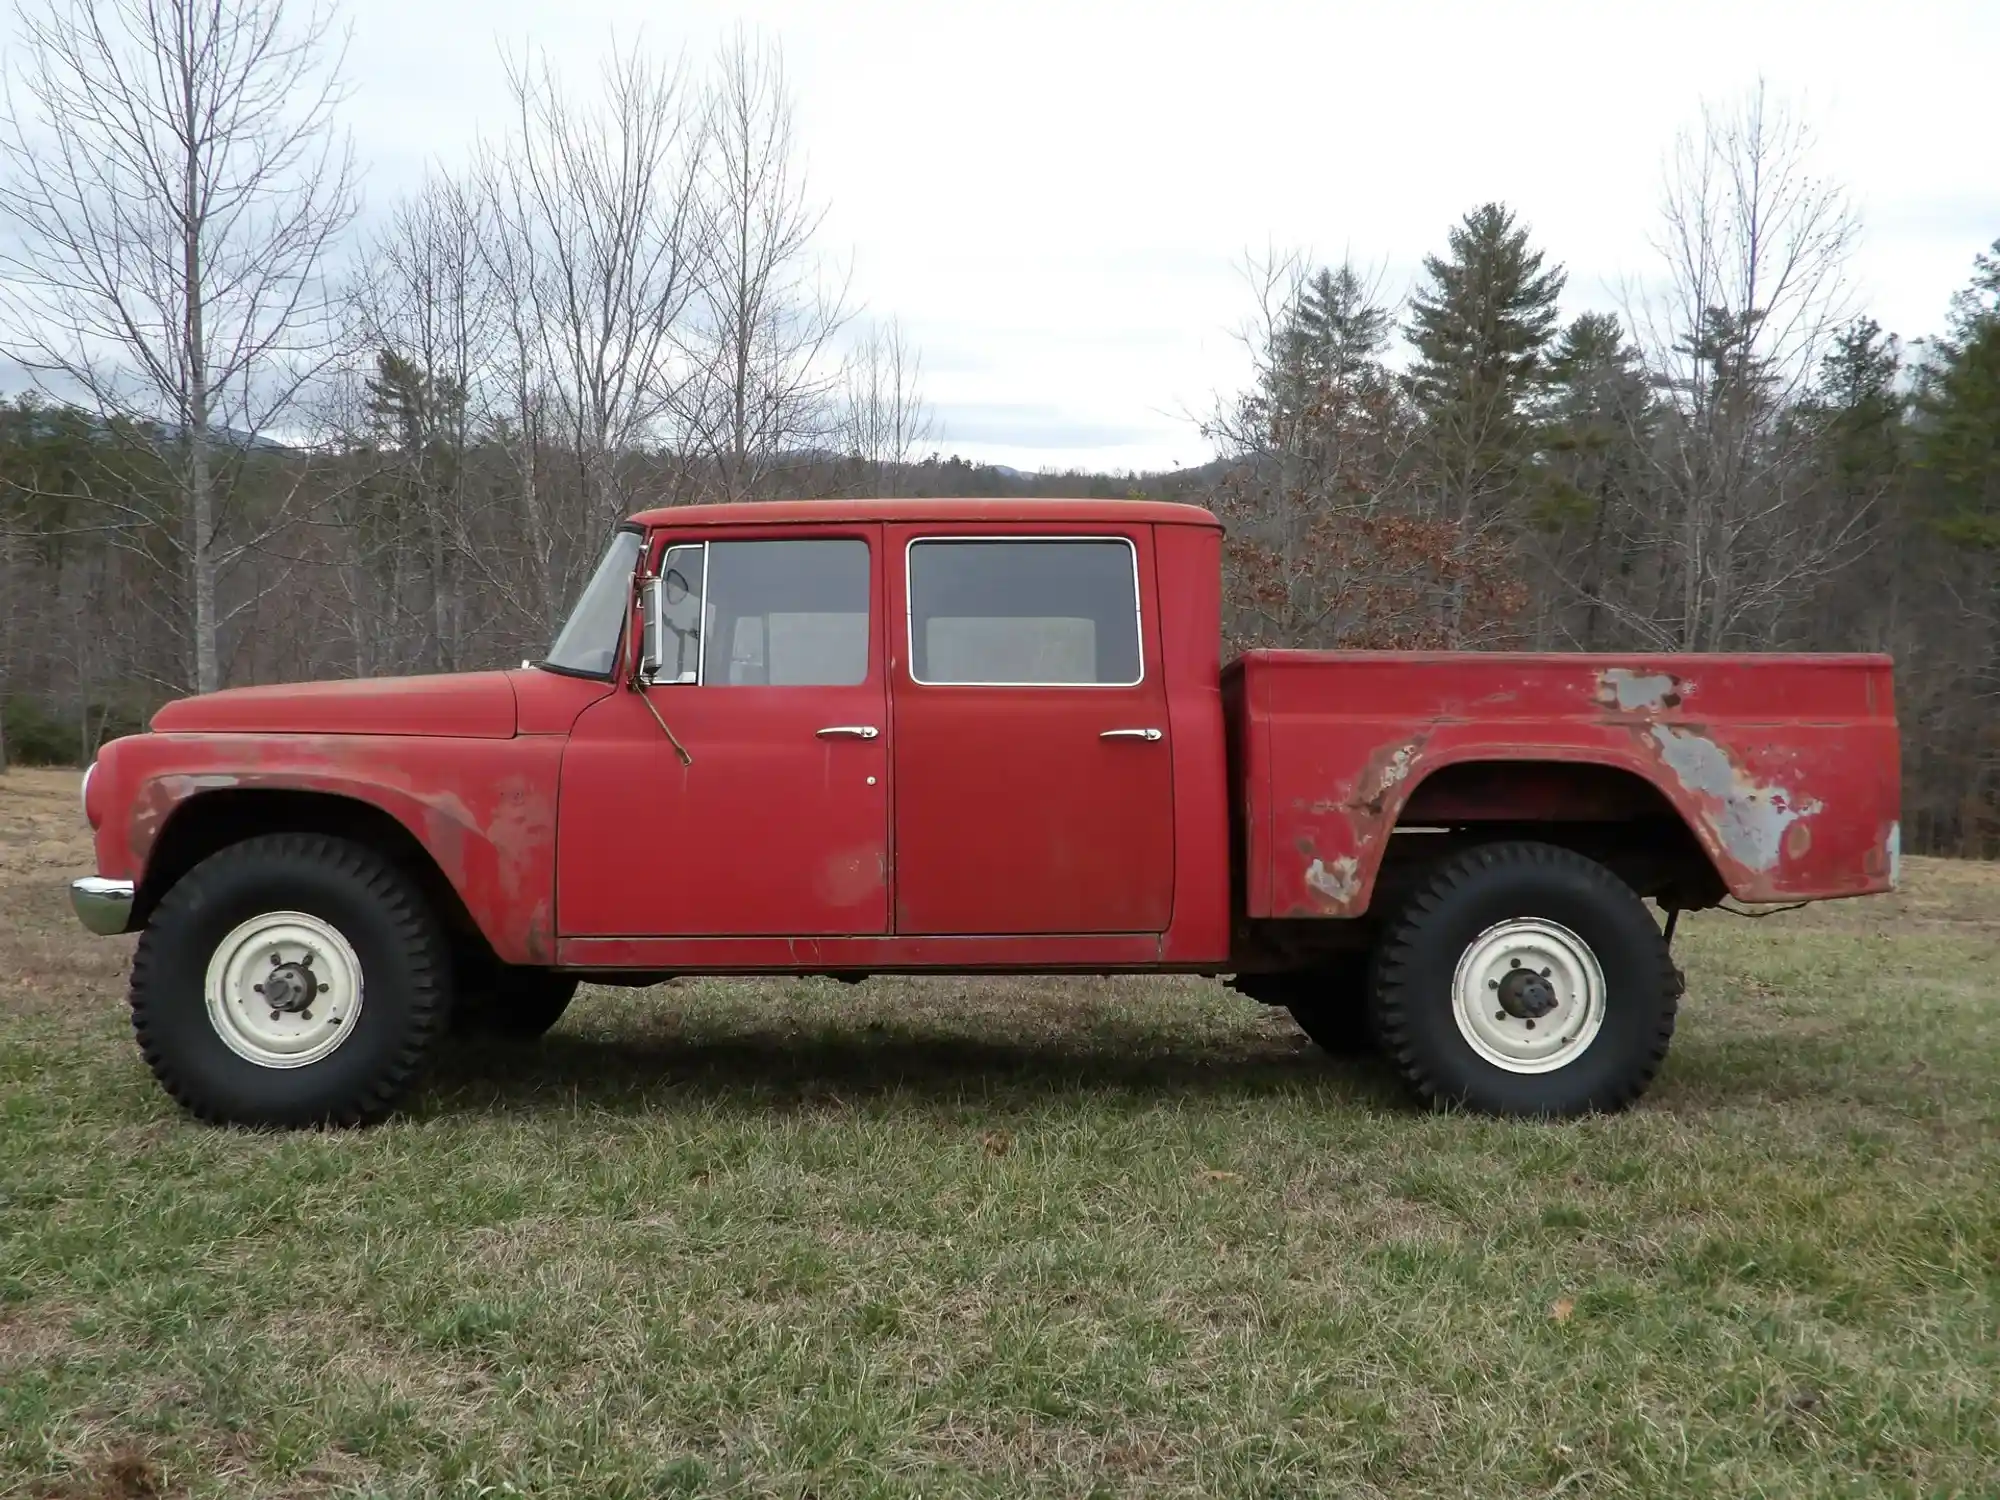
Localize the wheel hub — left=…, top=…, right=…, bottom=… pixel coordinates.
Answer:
left=1450, top=918, right=1606, bottom=1074
left=261, top=960, right=320, bottom=1014
left=1496, top=966, right=1558, bottom=1019
left=204, top=911, right=363, bottom=1069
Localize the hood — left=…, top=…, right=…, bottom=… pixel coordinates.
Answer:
left=150, top=672, right=519, bottom=739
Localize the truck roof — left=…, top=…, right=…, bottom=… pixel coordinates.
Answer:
left=624, top=496, right=1223, bottom=530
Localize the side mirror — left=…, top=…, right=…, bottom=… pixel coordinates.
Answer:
left=637, top=575, right=664, bottom=683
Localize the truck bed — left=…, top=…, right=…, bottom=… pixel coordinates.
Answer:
left=1222, top=650, right=1900, bottom=919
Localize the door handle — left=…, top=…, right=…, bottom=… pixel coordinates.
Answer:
left=1100, top=728, right=1163, bottom=741
left=816, top=725, right=880, bottom=739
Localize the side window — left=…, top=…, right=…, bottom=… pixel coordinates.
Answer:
left=907, top=538, right=1142, bottom=686
left=678, top=538, right=870, bottom=686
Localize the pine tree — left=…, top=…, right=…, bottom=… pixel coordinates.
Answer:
left=1404, top=203, right=1566, bottom=521
left=1536, top=313, right=1653, bottom=646
left=1916, top=242, right=2000, bottom=551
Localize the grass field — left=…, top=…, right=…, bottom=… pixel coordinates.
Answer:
left=2, top=766, right=1997, bottom=1499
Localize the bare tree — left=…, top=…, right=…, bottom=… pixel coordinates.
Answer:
left=840, top=318, right=932, bottom=495
left=481, top=42, right=703, bottom=621
left=0, top=0, right=355, bottom=693
left=342, top=173, right=500, bottom=671
left=682, top=29, right=847, bottom=500
left=1621, top=83, right=1867, bottom=649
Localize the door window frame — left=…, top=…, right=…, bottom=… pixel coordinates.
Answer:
left=644, top=528, right=883, bottom=689
left=902, top=534, right=1146, bottom=688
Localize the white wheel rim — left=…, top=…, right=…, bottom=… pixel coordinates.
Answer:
left=1450, top=918, right=1605, bottom=1074
left=203, top=911, right=365, bottom=1069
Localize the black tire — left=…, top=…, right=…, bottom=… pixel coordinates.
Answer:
left=1370, top=841, right=1676, bottom=1117
left=454, top=965, right=578, bottom=1040
left=130, top=833, right=449, bottom=1127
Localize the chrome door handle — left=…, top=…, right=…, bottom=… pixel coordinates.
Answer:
left=1100, top=728, right=1163, bottom=741
left=816, top=725, right=880, bottom=739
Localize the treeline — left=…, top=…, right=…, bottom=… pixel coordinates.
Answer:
left=1199, top=98, right=1998, bottom=857
left=0, top=3, right=1994, bottom=856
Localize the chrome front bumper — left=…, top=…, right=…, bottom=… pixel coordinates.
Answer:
left=70, top=877, right=136, bottom=936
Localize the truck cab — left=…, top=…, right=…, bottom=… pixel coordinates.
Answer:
left=71, top=498, right=1901, bottom=1127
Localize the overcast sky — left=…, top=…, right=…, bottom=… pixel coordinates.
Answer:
left=108, top=0, right=2000, bottom=471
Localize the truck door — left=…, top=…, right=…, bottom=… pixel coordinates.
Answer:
left=886, top=526, right=1175, bottom=934
left=556, top=526, right=890, bottom=937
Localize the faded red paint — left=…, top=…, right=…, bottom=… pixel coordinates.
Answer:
left=96, top=733, right=565, bottom=965
left=1229, top=650, right=1899, bottom=919
left=78, top=497, right=1899, bottom=978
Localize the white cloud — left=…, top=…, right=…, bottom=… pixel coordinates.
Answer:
left=338, top=0, right=2000, bottom=468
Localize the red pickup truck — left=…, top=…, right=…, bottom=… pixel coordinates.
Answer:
left=70, top=498, right=1901, bottom=1126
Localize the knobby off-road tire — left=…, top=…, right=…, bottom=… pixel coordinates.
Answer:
left=452, top=965, right=578, bottom=1041
left=1370, top=841, right=1677, bottom=1117
left=130, top=833, right=450, bottom=1127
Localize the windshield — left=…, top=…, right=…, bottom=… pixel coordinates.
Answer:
left=542, top=529, right=642, bottom=676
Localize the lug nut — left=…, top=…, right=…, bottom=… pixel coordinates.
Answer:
left=269, top=1010, right=281, bottom=1021
left=253, top=983, right=265, bottom=995
left=1495, top=1010, right=1507, bottom=1021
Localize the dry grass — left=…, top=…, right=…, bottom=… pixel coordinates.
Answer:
left=2, top=766, right=1996, bottom=1498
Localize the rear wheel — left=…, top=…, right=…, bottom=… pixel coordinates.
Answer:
left=1370, top=841, right=1676, bottom=1117
left=130, top=834, right=449, bottom=1127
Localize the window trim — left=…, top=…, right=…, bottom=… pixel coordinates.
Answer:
left=903, top=534, right=1145, bottom=688
left=655, top=540, right=708, bottom=685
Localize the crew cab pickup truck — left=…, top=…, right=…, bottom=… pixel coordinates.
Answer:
left=70, top=499, right=1902, bottom=1126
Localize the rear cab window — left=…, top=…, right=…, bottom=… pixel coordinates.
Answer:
left=905, top=538, right=1142, bottom=686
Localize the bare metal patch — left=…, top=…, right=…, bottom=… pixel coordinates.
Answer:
left=1599, top=668, right=1682, bottom=713
left=1304, top=855, right=1361, bottom=907
left=1649, top=725, right=1820, bottom=872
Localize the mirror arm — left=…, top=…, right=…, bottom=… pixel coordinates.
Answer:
left=629, top=571, right=693, bottom=766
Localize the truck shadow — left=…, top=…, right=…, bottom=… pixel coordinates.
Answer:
left=424, top=1024, right=1408, bottom=1117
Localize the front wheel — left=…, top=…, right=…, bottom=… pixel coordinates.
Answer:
left=130, top=834, right=450, bottom=1127
left=1370, top=841, right=1676, bottom=1117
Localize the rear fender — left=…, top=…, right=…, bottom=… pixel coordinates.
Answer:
left=1267, top=726, right=1893, bottom=918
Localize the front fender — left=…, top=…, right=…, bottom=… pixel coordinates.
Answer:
left=99, top=734, right=564, bottom=965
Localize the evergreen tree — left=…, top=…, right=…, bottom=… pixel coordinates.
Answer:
left=1916, top=242, right=2000, bottom=551
left=1403, top=203, right=1566, bottom=520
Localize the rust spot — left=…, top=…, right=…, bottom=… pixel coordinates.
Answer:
left=1783, top=820, right=1812, bottom=859
left=1346, top=734, right=1428, bottom=820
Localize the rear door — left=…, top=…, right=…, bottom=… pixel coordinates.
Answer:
left=557, top=526, right=890, bottom=937
left=887, top=526, right=1175, bottom=934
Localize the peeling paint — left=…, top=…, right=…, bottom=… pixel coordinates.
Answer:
left=1345, top=735, right=1428, bottom=818
left=1304, top=854, right=1361, bottom=907
left=1649, top=725, right=1821, bottom=872
left=1599, top=667, right=1683, bottom=713
left=1886, top=821, right=1901, bottom=889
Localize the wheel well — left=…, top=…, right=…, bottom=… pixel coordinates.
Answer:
left=134, top=789, right=489, bottom=956
left=1387, top=759, right=1727, bottom=911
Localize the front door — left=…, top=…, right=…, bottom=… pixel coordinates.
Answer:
left=887, top=526, right=1176, bottom=934
left=556, top=526, right=890, bottom=937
